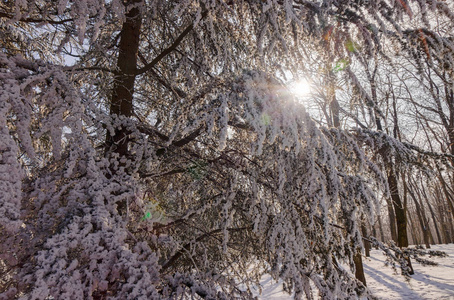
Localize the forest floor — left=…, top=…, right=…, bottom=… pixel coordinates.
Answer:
left=254, top=244, right=454, bottom=299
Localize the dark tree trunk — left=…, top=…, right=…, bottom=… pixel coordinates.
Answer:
left=361, top=223, right=371, bottom=257
left=385, top=88, right=399, bottom=244
left=353, top=253, right=367, bottom=286
left=414, top=182, right=435, bottom=245
left=387, top=170, right=409, bottom=248
left=444, top=85, right=454, bottom=157
left=376, top=87, right=413, bottom=272
left=377, top=212, right=385, bottom=243
left=325, top=64, right=366, bottom=285
left=407, top=179, right=431, bottom=248
left=427, top=199, right=442, bottom=244
left=449, top=213, right=454, bottom=244
left=407, top=211, right=419, bottom=245
left=387, top=167, right=414, bottom=275
left=103, top=1, right=142, bottom=218
left=434, top=185, right=451, bottom=244
left=328, top=70, right=340, bottom=128
left=105, top=0, right=142, bottom=159
left=419, top=179, right=442, bottom=244
left=386, top=196, right=398, bottom=242
left=436, top=167, right=454, bottom=223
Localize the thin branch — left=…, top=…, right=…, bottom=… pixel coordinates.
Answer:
left=0, top=12, right=74, bottom=24
left=161, top=226, right=251, bottom=272
left=64, top=66, right=118, bottom=74
left=135, top=10, right=208, bottom=76
left=137, top=124, right=205, bottom=156
left=138, top=51, right=187, bottom=97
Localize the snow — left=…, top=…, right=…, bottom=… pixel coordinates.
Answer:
left=365, top=244, right=454, bottom=300
left=255, top=244, right=454, bottom=299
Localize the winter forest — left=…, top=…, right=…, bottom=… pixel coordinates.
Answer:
left=1, top=0, right=454, bottom=299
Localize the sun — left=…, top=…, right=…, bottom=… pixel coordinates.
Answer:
left=290, top=79, right=312, bottom=98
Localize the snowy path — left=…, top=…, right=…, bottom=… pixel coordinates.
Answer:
left=256, top=244, right=454, bottom=299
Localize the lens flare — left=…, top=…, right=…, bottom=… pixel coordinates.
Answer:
left=291, top=79, right=312, bottom=98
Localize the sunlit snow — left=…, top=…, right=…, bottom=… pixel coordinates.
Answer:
left=255, top=244, right=454, bottom=299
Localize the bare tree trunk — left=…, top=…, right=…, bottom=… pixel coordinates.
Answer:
left=361, top=222, right=371, bottom=257
left=378, top=84, right=413, bottom=272
left=325, top=63, right=366, bottom=285
left=328, top=69, right=340, bottom=129
left=418, top=178, right=442, bottom=244
left=407, top=211, right=419, bottom=245
left=402, top=175, right=417, bottom=246
left=387, top=166, right=414, bottom=274
left=411, top=178, right=436, bottom=245
left=406, top=178, right=431, bottom=248
left=449, top=212, right=454, bottom=244
left=426, top=197, right=442, bottom=244
left=377, top=212, right=385, bottom=243
left=387, top=170, right=409, bottom=247
left=386, top=198, right=398, bottom=242
left=353, top=253, right=366, bottom=286
left=425, top=197, right=441, bottom=244
left=434, top=185, right=451, bottom=243
left=436, top=167, right=454, bottom=223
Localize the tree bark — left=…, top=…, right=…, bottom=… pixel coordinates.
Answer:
left=436, top=166, right=454, bottom=222
left=327, top=70, right=340, bottom=128
left=406, top=179, right=431, bottom=248
left=324, top=60, right=366, bottom=285
left=425, top=197, right=441, bottom=244
left=353, top=252, right=367, bottom=286
left=105, top=0, right=142, bottom=159
left=407, top=211, right=419, bottom=246
left=387, top=166, right=414, bottom=275
left=414, top=181, right=436, bottom=245
left=418, top=178, right=442, bottom=244
left=434, top=185, right=451, bottom=243
left=386, top=197, right=398, bottom=242
left=377, top=212, right=385, bottom=243
left=361, top=222, right=371, bottom=257
left=387, top=169, right=409, bottom=248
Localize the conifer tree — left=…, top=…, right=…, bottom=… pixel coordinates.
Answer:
left=1, top=1, right=454, bottom=299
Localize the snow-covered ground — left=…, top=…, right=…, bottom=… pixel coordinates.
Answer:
left=255, top=244, right=454, bottom=299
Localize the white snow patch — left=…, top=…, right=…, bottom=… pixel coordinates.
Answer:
left=255, top=244, right=454, bottom=299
